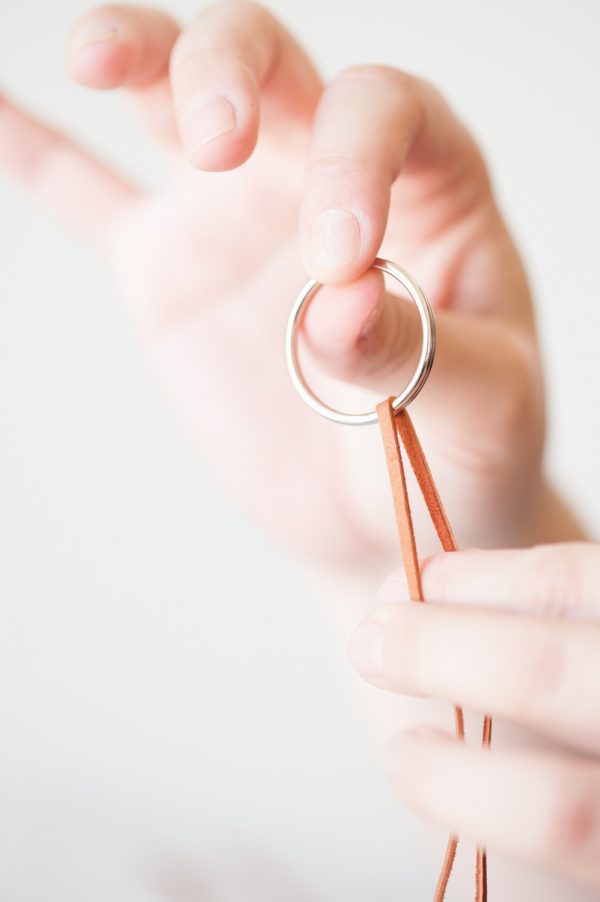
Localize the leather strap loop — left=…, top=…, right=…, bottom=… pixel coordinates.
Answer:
left=376, top=397, right=491, bottom=902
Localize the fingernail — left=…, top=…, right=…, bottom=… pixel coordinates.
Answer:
left=180, top=95, right=236, bottom=155
left=376, top=570, right=409, bottom=605
left=309, top=208, right=360, bottom=268
left=72, top=21, right=118, bottom=53
left=349, top=616, right=387, bottom=687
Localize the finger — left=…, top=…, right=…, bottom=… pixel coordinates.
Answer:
left=387, top=729, right=600, bottom=888
left=349, top=601, right=600, bottom=754
left=169, top=0, right=321, bottom=170
left=377, top=543, right=600, bottom=620
left=300, top=65, right=491, bottom=284
left=0, top=93, right=137, bottom=245
left=66, top=5, right=180, bottom=145
left=296, top=65, right=538, bottom=464
left=67, top=5, right=179, bottom=89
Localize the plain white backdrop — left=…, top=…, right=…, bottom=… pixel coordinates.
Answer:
left=1, top=1, right=599, bottom=900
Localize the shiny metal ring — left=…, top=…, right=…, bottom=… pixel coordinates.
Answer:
left=284, top=257, right=436, bottom=426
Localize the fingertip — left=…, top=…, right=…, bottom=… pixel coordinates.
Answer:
left=301, top=268, right=384, bottom=358
left=170, top=47, right=261, bottom=171
left=303, top=206, right=360, bottom=273
left=178, top=92, right=257, bottom=171
left=300, top=197, right=391, bottom=290
left=67, top=22, right=138, bottom=89
left=301, top=207, right=382, bottom=286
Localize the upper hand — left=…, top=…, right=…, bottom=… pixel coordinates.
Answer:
left=1, top=1, right=546, bottom=570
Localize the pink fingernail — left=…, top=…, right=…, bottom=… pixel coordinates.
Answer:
left=72, top=21, right=118, bottom=53
left=349, top=617, right=387, bottom=686
left=376, top=570, right=409, bottom=605
left=309, top=208, right=361, bottom=268
left=180, top=95, right=237, bottom=155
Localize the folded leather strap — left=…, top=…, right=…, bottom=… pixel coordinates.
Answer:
left=376, top=396, right=492, bottom=902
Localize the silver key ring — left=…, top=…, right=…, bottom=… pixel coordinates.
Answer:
left=284, top=257, right=436, bottom=426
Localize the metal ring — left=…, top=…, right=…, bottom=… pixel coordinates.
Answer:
left=284, top=257, right=436, bottom=426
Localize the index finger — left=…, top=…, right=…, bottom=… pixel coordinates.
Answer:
left=350, top=599, right=600, bottom=754
left=300, top=66, right=492, bottom=284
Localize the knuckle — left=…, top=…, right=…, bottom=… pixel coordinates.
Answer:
left=509, top=630, right=567, bottom=720
left=481, top=331, right=543, bottom=463
left=501, top=337, right=539, bottom=432
left=546, top=780, right=600, bottom=860
left=309, top=150, right=371, bottom=187
left=527, top=636, right=567, bottom=705
left=173, top=1, right=275, bottom=65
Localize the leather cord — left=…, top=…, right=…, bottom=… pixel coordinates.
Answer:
left=376, top=396, right=491, bottom=902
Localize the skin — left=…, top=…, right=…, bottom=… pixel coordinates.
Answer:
left=350, top=543, right=600, bottom=888
left=0, top=0, right=592, bottom=893
left=1, top=1, right=576, bottom=574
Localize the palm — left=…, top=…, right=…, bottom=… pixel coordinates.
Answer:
left=109, top=136, right=371, bottom=567
left=106, top=132, right=541, bottom=569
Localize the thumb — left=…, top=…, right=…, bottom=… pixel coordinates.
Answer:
left=299, top=267, right=540, bottom=454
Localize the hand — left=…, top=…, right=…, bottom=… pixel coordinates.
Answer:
left=349, top=542, right=600, bottom=887
left=1, top=2, right=550, bottom=572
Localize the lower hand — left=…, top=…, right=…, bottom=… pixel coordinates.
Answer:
left=350, top=542, right=600, bottom=888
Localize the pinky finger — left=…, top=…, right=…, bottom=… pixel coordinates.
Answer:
left=388, top=728, right=600, bottom=889
left=0, top=93, right=138, bottom=246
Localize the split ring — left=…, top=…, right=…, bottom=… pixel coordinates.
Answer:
left=284, top=257, right=436, bottom=426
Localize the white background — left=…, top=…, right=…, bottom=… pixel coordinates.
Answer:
left=1, top=1, right=599, bottom=900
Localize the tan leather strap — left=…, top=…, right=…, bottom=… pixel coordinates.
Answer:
left=376, top=397, right=491, bottom=902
